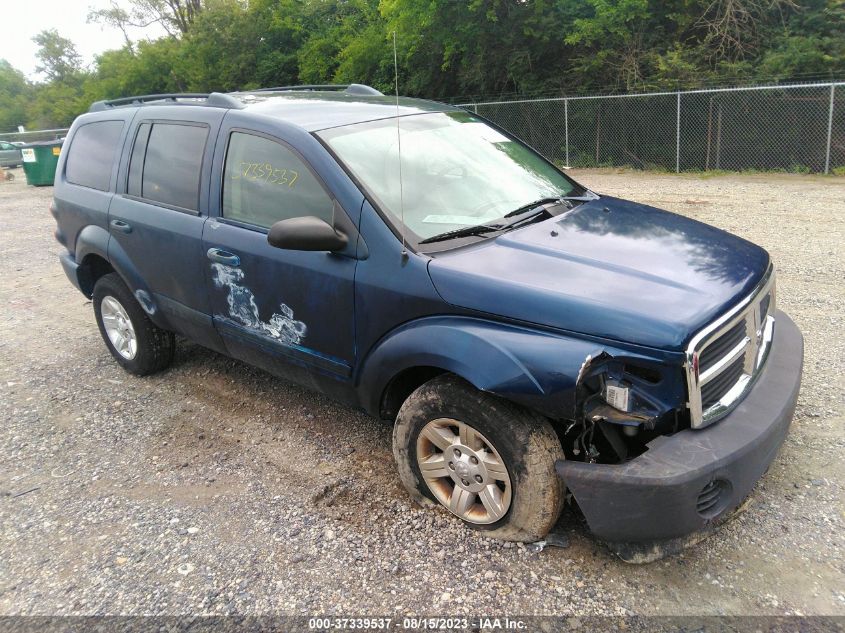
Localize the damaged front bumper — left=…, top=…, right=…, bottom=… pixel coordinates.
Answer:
left=556, top=310, right=803, bottom=562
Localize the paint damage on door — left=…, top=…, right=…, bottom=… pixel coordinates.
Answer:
left=211, top=263, right=307, bottom=345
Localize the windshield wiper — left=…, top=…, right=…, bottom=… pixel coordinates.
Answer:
left=418, top=223, right=503, bottom=245
left=503, top=197, right=565, bottom=218
left=503, top=192, right=600, bottom=219
left=418, top=191, right=601, bottom=245
left=560, top=192, right=600, bottom=202
left=495, top=191, right=600, bottom=233
left=560, top=189, right=599, bottom=202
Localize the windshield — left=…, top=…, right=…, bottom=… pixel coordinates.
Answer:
left=318, top=111, right=578, bottom=244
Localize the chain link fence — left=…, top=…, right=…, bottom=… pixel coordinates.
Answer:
left=5, top=83, right=844, bottom=173
left=460, top=82, right=845, bottom=174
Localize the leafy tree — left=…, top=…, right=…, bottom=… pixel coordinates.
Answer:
left=756, top=0, right=845, bottom=80
left=381, top=0, right=579, bottom=99
left=3, top=0, right=843, bottom=130
left=89, top=0, right=205, bottom=39
left=84, top=39, right=185, bottom=102
left=32, top=30, right=84, bottom=82
left=27, top=31, right=87, bottom=127
left=334, top=22, right=394, bottom=93
left=0, top=60, right=30, bottom=132
left=296, top=0, right=382, bottom=85
left=696, top=0, right=798, bottom=62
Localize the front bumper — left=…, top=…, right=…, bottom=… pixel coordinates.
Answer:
left=556, top=309, right=803, bottom=559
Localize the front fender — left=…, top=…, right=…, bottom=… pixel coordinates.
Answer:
left=357, top=316, right=668, bottom=419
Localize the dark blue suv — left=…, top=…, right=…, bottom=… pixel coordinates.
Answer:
left=52, top=85, right=803, bottom=561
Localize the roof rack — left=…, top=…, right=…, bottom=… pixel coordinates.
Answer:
left=89, top=92, right=244, bottom=113
left=250, top=84, right=384, bottom=96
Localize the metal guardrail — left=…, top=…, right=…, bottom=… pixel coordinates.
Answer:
left=460, top=82, right=845, bottom=174
left=0, top=128, right=69, bottom=144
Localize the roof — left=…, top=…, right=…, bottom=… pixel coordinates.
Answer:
left=231, top=91, right=460, bottom=131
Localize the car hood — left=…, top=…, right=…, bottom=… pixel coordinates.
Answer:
left=427, top=196, right=770, bottom=350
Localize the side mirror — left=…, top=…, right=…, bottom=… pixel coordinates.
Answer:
left=267, top=216, right=348, bottom=252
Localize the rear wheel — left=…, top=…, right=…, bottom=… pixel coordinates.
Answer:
left=393, top=375, right=565, bottom=542
left=92, top=273, right=175, bottom=376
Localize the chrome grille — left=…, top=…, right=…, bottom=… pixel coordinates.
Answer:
left=701, top=355, right=745, bottom=409
left=698, top=320, right=746, bottom=374
left=685, top=267, right=776, bottom=428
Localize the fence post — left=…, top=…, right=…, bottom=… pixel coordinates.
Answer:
left=473, top=103, right=478, bottom=114
left=825, top=84, right=835, bottom=174
left=564, top=98, right=570, bottom=166
left=676, top=92, right=681, bottom=173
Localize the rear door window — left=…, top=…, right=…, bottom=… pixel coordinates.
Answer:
left=222, top=131, right=333, bottom=229
left=128, top=122, right=208, bottom=211
left=65, top=120, right=124, bottom=191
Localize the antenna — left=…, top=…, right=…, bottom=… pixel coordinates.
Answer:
left=392, top=31, right=407, bottom=258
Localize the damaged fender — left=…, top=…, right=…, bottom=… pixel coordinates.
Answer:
left=356, top=315, right=683, bottom=420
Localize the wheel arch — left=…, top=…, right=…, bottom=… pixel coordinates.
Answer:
left=73, top=224, right=112, bottom=297
left=379, top=366, right=449, bottom=420
left=77, top=253, right=114, bottom=297
left=358, top=316, right=588, bottom=421
left=74, top=224, right=164, bottom=326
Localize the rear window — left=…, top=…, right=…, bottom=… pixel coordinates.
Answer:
left=65, top=120, right=124, bottom=191
left=128, top=122, right=208, bottom=211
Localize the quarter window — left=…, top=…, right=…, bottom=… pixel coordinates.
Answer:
left=65, top=120, right=124, bottom=191
left=222, top=132, right=333, bottom=229
left=128, top=122, right=208, bottom=211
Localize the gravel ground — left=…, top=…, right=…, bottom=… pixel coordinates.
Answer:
left=0, top=166, right=843, bottom=617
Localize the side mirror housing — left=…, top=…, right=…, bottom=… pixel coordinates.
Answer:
left=267, top=216, right=348, bottom=252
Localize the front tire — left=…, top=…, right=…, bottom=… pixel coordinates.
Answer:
left=393, top=375, right=565, bottom=542
left=92, top=273, right=175, bottom=376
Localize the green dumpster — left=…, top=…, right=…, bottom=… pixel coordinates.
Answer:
left=21, top=139, right=63, bottom=186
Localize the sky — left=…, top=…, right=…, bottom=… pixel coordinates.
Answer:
left=1, top=0, right=165, bottom=79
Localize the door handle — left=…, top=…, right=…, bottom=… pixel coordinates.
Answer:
left=206, top=248, right=240, bottom=267
left=110, top=219, right=132, bottom=234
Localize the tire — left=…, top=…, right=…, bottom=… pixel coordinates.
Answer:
left=92, top=273, right=175, bottom=376
left=393, top=374, right=565, bottom=542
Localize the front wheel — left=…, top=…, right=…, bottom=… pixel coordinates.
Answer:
left=393, top=375, right=565, bottom=542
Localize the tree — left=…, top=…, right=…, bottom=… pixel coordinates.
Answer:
left=696, top=0, right=798, bottom=61
left=563, top=0, right=684, bottom=91
left=32, top=30, right=83, bottom=82
left=84, top=39, right=185, bottom=102
left=88, top=0, right=205, bottom=39
left=29, top=30, right=87, bottom=127
left=379, top=0, right=579, bottom=99
left=294, top=0, right=383, bottom=86
left=0, top=60, right=30, bottom=132
left=1, top=0, right=840, bottom=132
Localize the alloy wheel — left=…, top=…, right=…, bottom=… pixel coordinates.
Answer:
left=100, top=295, right=138, bottom=360
left=416, top=418, right=512, bottom=524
